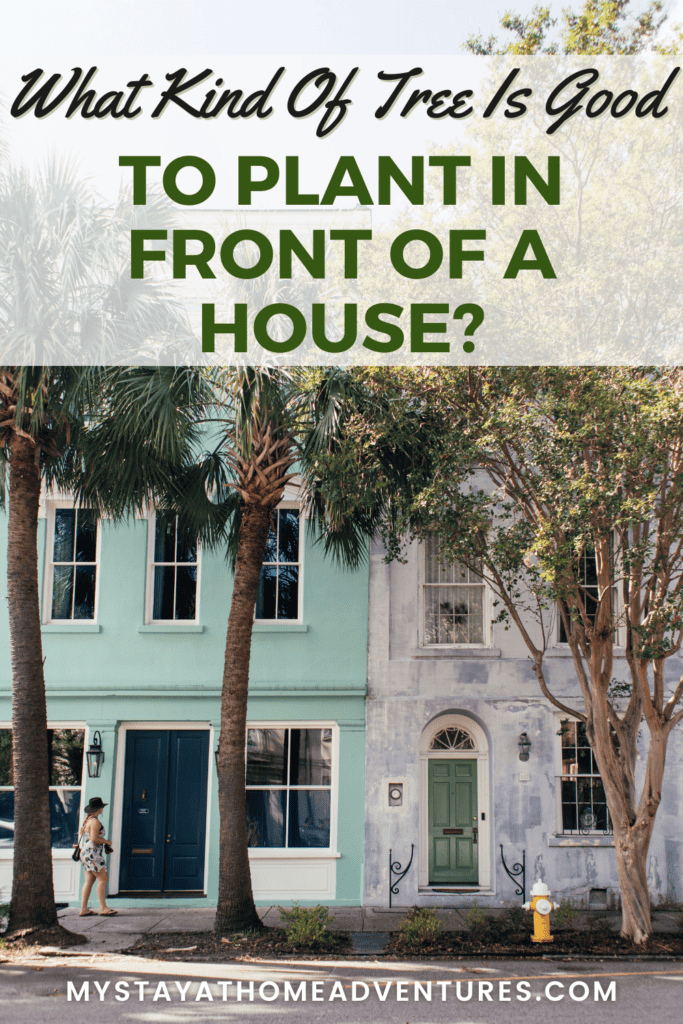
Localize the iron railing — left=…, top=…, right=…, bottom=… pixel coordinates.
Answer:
left=389, top=845, right=414, bottom=907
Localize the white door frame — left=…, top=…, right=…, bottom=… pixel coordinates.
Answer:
left=109, top=722, right=214, bottom=896
left=418, top=714, right=491, bottom=889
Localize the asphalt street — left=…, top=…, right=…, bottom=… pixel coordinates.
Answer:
left=1, top=956, right=682, bottom=1023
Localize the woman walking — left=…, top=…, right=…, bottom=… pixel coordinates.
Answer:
left=78, top=797, right=118, bottom=916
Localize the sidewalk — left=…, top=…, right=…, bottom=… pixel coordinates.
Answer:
left=55, top=906, right=683, bottom=954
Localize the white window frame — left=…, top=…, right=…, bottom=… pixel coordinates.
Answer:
left=254, top=502, right=303, bottom=624
left=245, top=721, right=339, bottom=858
left=42, top=501, right=101, bottom=624
left=419, top=534, right=491, bottom=648
left=0, top=721, right=87, bottom=854
left=145, top=511, right=202, bottom=625
left=553, top=715, right=614, bottom=837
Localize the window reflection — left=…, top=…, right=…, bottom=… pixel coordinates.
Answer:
left=152, top=513, right=199, bottom=620
left=0, top=729, right=84, bottom=848
left=246, top=791, right=286, bottom=848
left=559, top=721, right=614, bottom=834
left=255, top=509, right=300, bottom=621
left=51, top=510, right=97, bottom=620
left=245, top=727, right=332, bottom=848
left=288, top=791, right=330, bottom=848
left=246, top=729, right=288, bottom=786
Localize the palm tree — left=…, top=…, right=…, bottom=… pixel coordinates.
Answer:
left=1, top=367, right=205, bottom=935
left=0, top=161, right=204, bottom=935
left=170, top=366, right=440, bottom=933
left=213, top=371, right=298, bottom=932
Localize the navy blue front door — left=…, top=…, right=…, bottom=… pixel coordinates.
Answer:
left=119, top=730, right=209, bottom=892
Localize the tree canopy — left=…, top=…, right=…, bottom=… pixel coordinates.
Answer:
left=465, top=0, right=670, bottom=55
left=309, top=366, right=683, bottom=942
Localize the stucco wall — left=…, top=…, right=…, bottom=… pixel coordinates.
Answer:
left=0, top=505, right=368, bottom=907
left=365, top=537, right=683, bottom=909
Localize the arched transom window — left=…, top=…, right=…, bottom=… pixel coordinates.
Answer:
left=429, top=727, right=475, bottom=752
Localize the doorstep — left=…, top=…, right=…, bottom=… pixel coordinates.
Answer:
left=419, top=887, right=495, bottom=895
left=110, top=892, right=207, bottom=899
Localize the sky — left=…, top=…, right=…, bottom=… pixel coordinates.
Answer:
left=1, top=0, right=680, bottom=56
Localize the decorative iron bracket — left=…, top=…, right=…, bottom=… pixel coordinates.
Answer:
left=389, top=845, right=414, bottom=908
left=500, top=844, right=526, bottom=903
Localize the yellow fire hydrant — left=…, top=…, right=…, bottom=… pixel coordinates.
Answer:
left=523, top=880, right=560, bottom=943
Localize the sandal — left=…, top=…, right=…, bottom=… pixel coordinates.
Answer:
left=79, top=910, right=96, bottom=917
left=99, top=909, right=118, bottom=916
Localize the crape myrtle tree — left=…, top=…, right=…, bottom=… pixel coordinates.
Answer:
left=459, top=7, right=683, bottom=365
left=465, top=0, right=668, bottom=55
left=344, top=4, right=683, bottom=372
left=0, top=162, right=204, bottom=934
left=315, top=367, right=683, bottom=944
left=167, top=366, right=442, bottom=933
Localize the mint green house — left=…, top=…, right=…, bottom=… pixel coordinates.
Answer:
left=0, top=484, right=367, bottom=908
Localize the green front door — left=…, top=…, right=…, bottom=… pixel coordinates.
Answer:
left=428, top=758, right=478, bottom=884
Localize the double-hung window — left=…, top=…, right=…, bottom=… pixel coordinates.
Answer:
left=558, top=541, right=618, bottom=644
left=557, top=720, right=614, bottom=835
left=255, top=507, right=301, bottom=621
left=147, top=512, right=199, bottom=622
left=245, top=727, right=333, bottom=849
left=559, top=547, right=599, bottom=643
left=47, top=507, right=98, bottom=621
left=422, top=533, right=488, bottom=646
left=0, top=728, right=85, bottom=849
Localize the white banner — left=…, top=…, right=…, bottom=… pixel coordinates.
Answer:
left=2, top=53, right=681, bottom=364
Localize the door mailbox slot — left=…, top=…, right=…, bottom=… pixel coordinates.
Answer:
left=443, top=828, right=464, bottom=835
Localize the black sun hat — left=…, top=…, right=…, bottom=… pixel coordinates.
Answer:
left=84, top=797, right=108, bottom=813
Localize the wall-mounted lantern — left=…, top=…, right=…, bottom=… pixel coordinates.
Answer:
left=86, top=731, right=105, bottom=778
left=518, top=732, right=531, bottom=762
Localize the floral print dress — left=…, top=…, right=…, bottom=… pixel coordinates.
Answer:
left=79, top=818, right=106, bottom=873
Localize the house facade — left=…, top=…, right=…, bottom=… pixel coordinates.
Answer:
left=3, top=498, right=683, bottom=912
left=0, top=205, right=377, bottom=912
left=363, top=533, right=683, bottom=910
left=0, top=486, right=368, bottom=908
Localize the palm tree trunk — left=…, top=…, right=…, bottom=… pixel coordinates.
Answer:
left=7, top=434, right=57, bottom=931
left=214, top=502, right=272, bottom=934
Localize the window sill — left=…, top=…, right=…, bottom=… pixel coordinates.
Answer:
left=419, top=886, right=495, bottom=895
left=546, top=647, right=626, bottom=658
left=138, top=624, right=204, bottom=634
left=42, top=623, right=101, bottom=634
left=248, top=848, right=340, bottom=858
left=0, top=848, right=77, bottom=858
left=547, top=835, right=615, bottom=847
left=412, top=647, right=501, bottom=659
left=253, top=623, right=309, bottom=633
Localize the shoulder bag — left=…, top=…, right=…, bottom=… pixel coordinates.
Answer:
left=72, top=814, right=94, bottom=862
